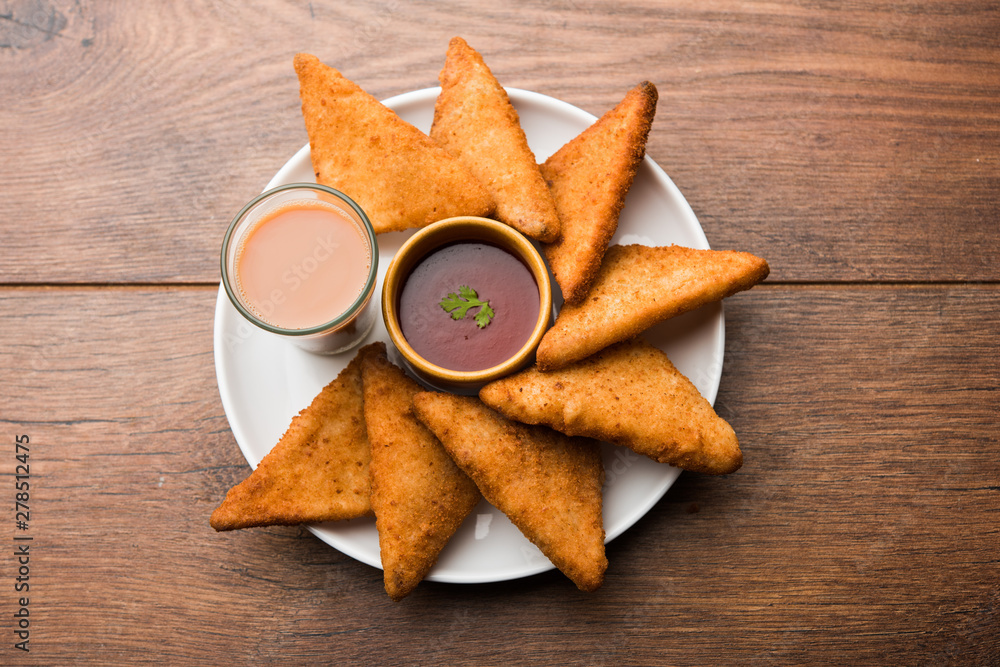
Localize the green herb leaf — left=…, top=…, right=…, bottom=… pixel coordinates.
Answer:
left=473, top=302, right=495, bottom=329
left=439, top=285, right=494, bottom=328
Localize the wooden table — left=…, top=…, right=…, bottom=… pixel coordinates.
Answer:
left=3, top=1, right=997, bottom=664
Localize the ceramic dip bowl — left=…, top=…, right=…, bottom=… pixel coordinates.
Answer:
left=382, top=216, right=552, bottom=394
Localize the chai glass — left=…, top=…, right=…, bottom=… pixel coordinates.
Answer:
left=221, top=183, right=378, bottom=355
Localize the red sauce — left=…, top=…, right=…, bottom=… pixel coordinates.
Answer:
left=399, top=242, right=540, bottom=372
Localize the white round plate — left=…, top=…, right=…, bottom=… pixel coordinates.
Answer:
left=213, top=87, right=724, bottom=584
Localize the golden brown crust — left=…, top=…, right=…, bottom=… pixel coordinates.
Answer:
left=537, top=244, right=770, bottom=370
left=209, top=345, right=374, bottom=531
left=412, top=392, right=606, bottom=592
left=430, top=37, right=560, bottom=243
left=294, top=53, right=495, bottom=234
left=360, top=344, right=481, bottom=601
left=480, top=338, right=742, bottom=475
left=541, top=81, right=658, bottom=304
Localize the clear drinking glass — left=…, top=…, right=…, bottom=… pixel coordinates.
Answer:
left=221, top=183, right=378, bottom=355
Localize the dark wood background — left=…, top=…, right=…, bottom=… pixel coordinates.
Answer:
left=2, top=1, right=997, bottom=664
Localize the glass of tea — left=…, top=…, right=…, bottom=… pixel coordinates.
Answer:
left=221, top=183, right=378, bottom=355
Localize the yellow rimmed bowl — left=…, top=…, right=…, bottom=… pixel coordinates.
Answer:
left=382, top=216, right=552, bottom=395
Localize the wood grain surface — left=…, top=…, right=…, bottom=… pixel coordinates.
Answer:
left=1, top=0, right=997, bottom=664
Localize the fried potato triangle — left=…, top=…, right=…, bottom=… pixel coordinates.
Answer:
left=294, top=53, right=495, bottom=234
left=412, top=392, right=607, bottom=592
left=430, top=37, right=560, bottom=243
left=480, top=338, right=742, bottom=475
left=541, top=81, right=658, bottom=304
left=209, top=346, right=373, bottom=531
left=360, top=343, right=481, bottom=601
left=537, top=244, right=770, bottom=370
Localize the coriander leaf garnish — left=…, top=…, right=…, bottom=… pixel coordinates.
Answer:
left=472, top=301, right=496, bottom=329
left=440, top=285, right=495, bottom=329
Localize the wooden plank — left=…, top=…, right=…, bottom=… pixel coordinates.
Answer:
left=0, top=285, right=996, bottom=663
left=1, top=1, right=998, bottom=283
